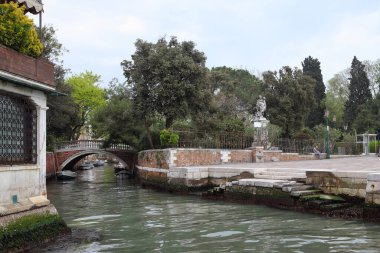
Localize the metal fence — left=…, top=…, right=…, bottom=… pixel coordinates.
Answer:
left=172, top=130, right=253, bottom=149
left=171, top=130, right=363, bottom=155
left=271, top=138, right=362, bottom=155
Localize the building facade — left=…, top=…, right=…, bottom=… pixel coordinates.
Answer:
left=0, top=44, right=55, bottom=216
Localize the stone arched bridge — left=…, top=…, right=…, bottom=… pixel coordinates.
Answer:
left=53, top=140, right=137, bottom=174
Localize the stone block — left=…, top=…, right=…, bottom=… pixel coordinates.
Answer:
left=29, top=196, right=50, bottom=207
left=368, top=173, right=380, bottom=181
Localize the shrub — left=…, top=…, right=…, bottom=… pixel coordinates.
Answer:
left=0, top=2, right=43, bottom=57
left=160, top=129, right=179, bottom=148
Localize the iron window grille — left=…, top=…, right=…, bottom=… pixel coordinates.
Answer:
left=0, top=91, right=37, bottom=165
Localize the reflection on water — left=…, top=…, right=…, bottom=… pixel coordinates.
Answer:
left=48, top=166, right=380, bottom=253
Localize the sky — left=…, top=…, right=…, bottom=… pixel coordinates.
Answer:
left=32, top=0, right=380, bottom=87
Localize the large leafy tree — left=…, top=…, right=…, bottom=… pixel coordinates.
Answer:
left=263, top=66, right=315, bottom=138
left=302, top=56, right=326, bottom=127
left=66, top=71, right=106, bottom=140
left=121, top=37, right=209, bottom=147
left=344, top=56, right=372, bottom=130
left=203, top=67, right=262, bottom=132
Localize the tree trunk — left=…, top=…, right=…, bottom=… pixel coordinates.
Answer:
left=145, top=120, right=154, bottom=149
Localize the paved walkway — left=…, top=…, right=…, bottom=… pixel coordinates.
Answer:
left=197, top=156, right=379, bottom=172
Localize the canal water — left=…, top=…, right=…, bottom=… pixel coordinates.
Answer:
left=47, top=165, right=380, bottom=253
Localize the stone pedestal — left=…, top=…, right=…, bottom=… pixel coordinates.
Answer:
left=251, top=146, right=264, bottom=163
left=253, top=117, right=270, bottom=149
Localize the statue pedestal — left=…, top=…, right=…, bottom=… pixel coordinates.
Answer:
left=250, top=146, right=265, bottom=163
left=252, top=117, right=270, bottom=149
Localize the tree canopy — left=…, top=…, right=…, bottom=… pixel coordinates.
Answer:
left=344, top=56, right=372, bottom=130
left=302, top=56, right=325, bottom=127
left=121, top=37, right=209, bottom=129
left=66, top=71, right=106, bottom=139
left=263, top=66, right=316, bottom=137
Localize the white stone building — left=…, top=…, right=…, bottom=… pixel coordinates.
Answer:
left=0, top=0, right=55, bottom=217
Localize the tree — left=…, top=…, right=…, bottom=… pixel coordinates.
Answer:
left=121, top=37, right=209, bottom=147
left=352, top=94, right=380, bottom=133
left=0, top=2, right=42, bottom=57
left=91, top=79, right=145, bottom=149
left=203, top=67, right=263, bottom=132
left=344, top=56, right=372, bottom=130
left=263, top=66, right=316, bottom=137
left=325, top=70, right=350, bottom=129
left=66, top=71, right=106, bottom=140
left=363, top=60, right=380, bottom=97
left=302, top=56, right=326, bottom=127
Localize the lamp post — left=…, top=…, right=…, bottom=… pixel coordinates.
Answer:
left=325, top=110, right=330, bottom=159
left=332, top=114, right=336, bottom=154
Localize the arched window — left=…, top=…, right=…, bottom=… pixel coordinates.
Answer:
left=0, top=91, right=37, bottom=165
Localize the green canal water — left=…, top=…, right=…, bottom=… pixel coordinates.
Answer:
left=47, top=165, right=380, bottom=253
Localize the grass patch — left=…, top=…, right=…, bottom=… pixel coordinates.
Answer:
left=0, top=214, right=68, bottom=252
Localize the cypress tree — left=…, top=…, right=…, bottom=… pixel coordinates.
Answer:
left=302, top=56, right=326, bottom=128
left=344, top=56, right=372, bottom=130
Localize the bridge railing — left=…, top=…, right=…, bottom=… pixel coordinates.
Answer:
left=55, top=140, right=134, bottom=151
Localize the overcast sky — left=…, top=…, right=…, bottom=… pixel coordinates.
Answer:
left=33, top=0, right=380, bottom=87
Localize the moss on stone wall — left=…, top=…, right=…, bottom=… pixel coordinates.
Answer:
left=0, top=214, right=68, bottom=252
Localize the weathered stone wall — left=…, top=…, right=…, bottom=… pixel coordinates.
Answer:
left=306, top=171, right=368, bottom=198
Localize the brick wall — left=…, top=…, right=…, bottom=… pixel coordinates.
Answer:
left=46, top=152, right=56, bottom=178
left=0, top=45, right=55, bottom=87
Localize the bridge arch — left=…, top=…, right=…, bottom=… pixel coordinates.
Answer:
left=53, top=140, right=137, bottom=175
left=58, top=150, right=129, bottom=171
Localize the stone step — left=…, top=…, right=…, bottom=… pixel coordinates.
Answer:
left=254, top=175, right=298, bottom=180
left=282, top=185, right=314, bottom=192
left=290, top=189, right=322, bottom=197
left=256, top=172, right=306, bottom=177
left=273, top=181, right=304, bottom=189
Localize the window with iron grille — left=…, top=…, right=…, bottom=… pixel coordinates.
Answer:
left=0, top=91, right=37, bottom=165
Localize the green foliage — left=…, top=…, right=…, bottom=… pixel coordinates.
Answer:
left=263, top=66, right=316, bottom=138
left=353, top=93, right=380, bottom=133
left=160, top=129, right=179, bottom=147
left=91, top=79, right=142, bottom=149
left=66, top=71, right=106, bottom=139
left=344, top=56, right=372, bottom=130
left=39, top=24, right=67, bottom=63
left=0, top=214, right=67, bottom=251
left=302, top=56, right=326, bottom=127
left=369, top=141, right=380, bottom=153
left=0, top=2, right=42, bottom=57
left=121, top=36, right=210, bottom=129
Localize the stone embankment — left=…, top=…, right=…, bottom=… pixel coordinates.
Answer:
left=137, top=148, right=380, bottom=221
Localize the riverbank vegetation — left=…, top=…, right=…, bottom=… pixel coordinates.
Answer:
left=0, top=214, right=68, bottom=252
